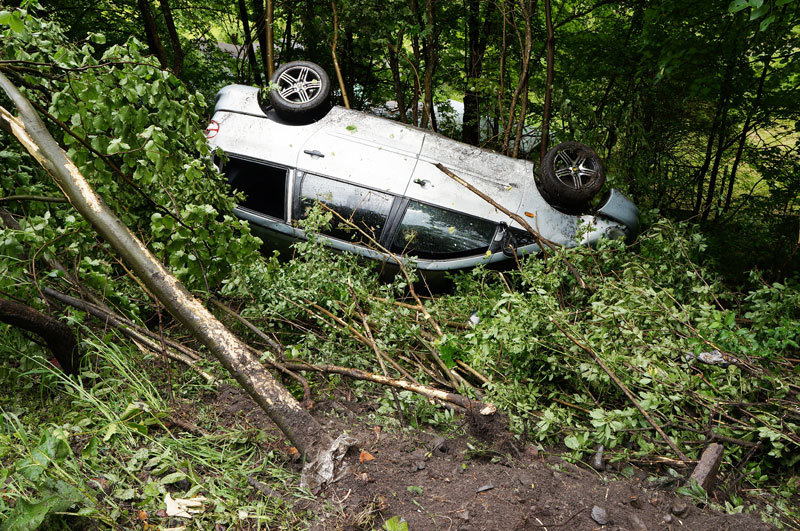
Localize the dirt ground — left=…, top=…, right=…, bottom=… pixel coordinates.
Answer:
left=210, top=384, right=778, bottom=531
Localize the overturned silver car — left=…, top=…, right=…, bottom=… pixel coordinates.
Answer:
left=206, top=61, right=639, bottom=275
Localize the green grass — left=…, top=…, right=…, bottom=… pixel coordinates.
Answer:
left=0, top=327, right=308, bottom=530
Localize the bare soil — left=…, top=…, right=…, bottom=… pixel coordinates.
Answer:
left=209, top=384, right=777, bottom=531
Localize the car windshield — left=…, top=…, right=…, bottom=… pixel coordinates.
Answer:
left=391, top=201, right=497, bottom=259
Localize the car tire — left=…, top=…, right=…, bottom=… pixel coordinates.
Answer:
left=541, top=141, right=606, bottom=207
left=269, top=61, right=331, bottom=123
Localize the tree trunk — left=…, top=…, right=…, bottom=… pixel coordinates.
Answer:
left=159, top=0, right=183, bottom=76
left=502, top=0, right=535, bottom=155
left=462, top=0, right=482, bottom=145
left=331, top=0, right=350, bottom=108
left=237, top=0, right=263, bottom=85
left=496, top=0, right=507, bottom=146
left=692, top=102, right=722, bottom=216
left=388, top=31, right=407, bottom=123
left=252, top=0, right=270, bottom=80
left=419, top=0, right=439, bottom=131
left=266, top=0, right=275, bottom=78
left=137, top=0, right=168, bottom=69
left=539, top=0, right=554, bottom=163
left=724, top=56, right=771, bottom=213
left=410, top=0, right=422, bottom=126
left=280, top=7, right=294, bottom=64
left=0, top=297, right=80, bottom=375
left=701, top=102, right=729, bottom=222
left=0, top=72, right=331, bottom=458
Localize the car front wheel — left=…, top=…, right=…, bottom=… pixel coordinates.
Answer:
left=541, top=141, right=606, bottom=207
left=268, top=60, right=331, bottom=123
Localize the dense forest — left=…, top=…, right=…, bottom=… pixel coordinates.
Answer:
left=1, top=0, right=799, bottom=529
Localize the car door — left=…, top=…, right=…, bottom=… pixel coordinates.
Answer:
left=408, top=133, right=527, bottom=223
left=297, top=109, right=423, bottom=196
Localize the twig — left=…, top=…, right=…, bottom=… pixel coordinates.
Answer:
left=211, top=298, right=284, bottom=354
left=43, top=287, right=214, bottom=383
left=550, top=318, right=690, bottom=462
left=347, top=279, right=404, bottom=425
left=282, top=360, right=492, bottom=411
left=0, top=194, right=69, bottom=203
left=434, top=163, right=588, bottom=289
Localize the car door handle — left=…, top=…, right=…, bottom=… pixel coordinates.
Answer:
left=303, top=149, right=324, bottom=158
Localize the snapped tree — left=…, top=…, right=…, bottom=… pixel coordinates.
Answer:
left=0, top=70, right=335, bottom=462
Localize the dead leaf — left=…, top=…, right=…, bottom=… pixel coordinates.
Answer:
left=138, top=509, right=148, bottom=520
left=360, top=449, right=375, bottom=463
left=164, top=492, right=209, bottom=518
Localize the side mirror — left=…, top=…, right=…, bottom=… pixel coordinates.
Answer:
left=501, top=227, right=517, bottom=257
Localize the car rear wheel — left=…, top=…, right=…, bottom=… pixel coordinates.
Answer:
left=541, top=141, right=605, bottom=207
left=269, top=61, right=331, bottom=123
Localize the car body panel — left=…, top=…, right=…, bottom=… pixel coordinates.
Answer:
left=208, top=84, right=640, bottom=273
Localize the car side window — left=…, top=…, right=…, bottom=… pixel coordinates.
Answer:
left=298, top=173, right=394, bottom=244
left=224, top=158, right=287, bottom=220
left=391, top=201, right=497, bottom=258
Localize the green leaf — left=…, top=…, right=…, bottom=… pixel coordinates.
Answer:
left=759, top=14, right=776, bottom=30
left=564, top=435, right=580, bottom=450
left=1, top=498, right=54, bottom=531
left=8, top=12, right=24, bottom=33
left=160, top=471, right=188, bottom=484
left=748, top=0, right=763, bottom=7
left=728, top=0, right=748, bottom=12
left=103, top=422, right=118, bottom=442
left=749, top=3, right=769, bottom=19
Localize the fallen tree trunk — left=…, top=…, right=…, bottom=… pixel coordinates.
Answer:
left=0, top=71, right=332, bottom=458
left=0, top=297, right=80, bottom=375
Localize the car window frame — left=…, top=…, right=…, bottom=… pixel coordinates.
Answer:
left=388, top=198, right=503, bottom=260
left=222, top=154, right=292, bottom=223
left=292, top=171, right=402, bottom=247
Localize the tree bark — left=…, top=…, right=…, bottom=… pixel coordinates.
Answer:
left=331, top=0, right=350, bottom=108
left=539, top=0, right=554, bottom=163
left=692, top=103, right=722, bottom=216
left=252, top=0, right=270, bottom=80
left=701, top=102, right=729, bottom=221
left=137, top=0, right=168, bottom=69
left=388, top=32, right=407, bottom=123
left=266, top=0, right=275, bottom=78
left=462, top=0, right=484, bottom=145
left=0, top=297, right=80, bottom=375
left=280, top=7, right=294, bottom=64
left=419, top=0, right=439, bottom=131
left=725, top=56, right=771, bottom=213
left=409, top=0, right=423, bottom=126
left=0, top=71, right=331, bottom=458
left=159, top=0, right=183, bottom=76
left=502, top=0, right=536, bottom=155
left=237, top=0, right=263, bottom=85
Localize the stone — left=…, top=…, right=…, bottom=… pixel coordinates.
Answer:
left=517, top=472, right=535, bottom=487
left=591, top=505, right=609, bottom=525
left=593, top=445, right=605, bottom=471
left=476, top=483, right=494, bottom=493
left=689, top=443, right=724, bottom=491
left=663, top=514, right=673, bottom=524
left=628, top=513, right=647, bottom=531
left=671, top=501, right=689, bottom=517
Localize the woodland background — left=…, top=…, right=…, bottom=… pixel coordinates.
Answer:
left=0, top=0, right=799, bottom=528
